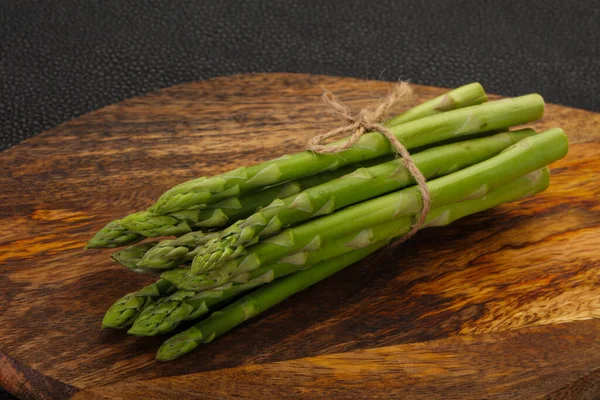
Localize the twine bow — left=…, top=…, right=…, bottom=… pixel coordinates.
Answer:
left=307, top=82, right=431, bottom=244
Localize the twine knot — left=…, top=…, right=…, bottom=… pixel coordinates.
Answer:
left=307, top=82, right=431, bottom=244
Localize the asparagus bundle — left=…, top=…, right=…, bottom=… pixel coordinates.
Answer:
left=100, top=85, right=496, bottom=325
left=87, top=83, right=488, bottom=249
left=89, top=82, right=569, bottom=363
left=129, top=167, right=550, bottom=337
left=105, top=127, right=565, bottom=337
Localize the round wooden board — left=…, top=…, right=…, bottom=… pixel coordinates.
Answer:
left=1, top=73, right=599, bottom=400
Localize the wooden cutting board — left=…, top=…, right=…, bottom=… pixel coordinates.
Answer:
left=1, top=73, right=599, bottom=400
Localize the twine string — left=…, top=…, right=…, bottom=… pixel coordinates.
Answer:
left=307, top=82, right=430, bottom=244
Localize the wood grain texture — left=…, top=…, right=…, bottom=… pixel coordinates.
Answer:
left=0, top=73, right=598, bottom=399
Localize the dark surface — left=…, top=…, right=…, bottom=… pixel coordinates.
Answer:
left=1, top=0, right=599, bottom=152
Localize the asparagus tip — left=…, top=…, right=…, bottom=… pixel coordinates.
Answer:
left=127, top=326, right=150, bottom=336
left=156, top=332, right=199, bottom=361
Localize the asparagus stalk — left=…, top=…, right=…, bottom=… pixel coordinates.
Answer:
left=384, top=82, right=488, bottom=125
left=179, top=128, right=567, bottom=288
left=156, top=167, right=551, bottom=360
left=102, top=279, right=176, bottom=329
left=111, top=242, right=158, bottom=273
left=86, top=220, right=144, bottom=249
left=190, top=129, right=536, bottom=274
left=150, top=92, right=540, bottom=215
left=132, top=166, right=550, bottom=337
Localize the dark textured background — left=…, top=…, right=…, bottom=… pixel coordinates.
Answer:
left=1, top=0, right=599, bottom=153
left=0, top=1, right=599, bottom=398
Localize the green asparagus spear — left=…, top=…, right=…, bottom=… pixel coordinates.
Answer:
left=133, top=165, right=550, bottom=336
left=156, top=167, right=552, bottom=360
left=179, top=128, right=566, bottom=288
left=111, top=242, right=158, bottom=273
left=150, top=90, right=537, bottom=215
left=86, top=220, right=144, bottom=249
left=384, top=82, right=488, bottom=126
left=190, top=129, right=537, bottom=274
left=102, top=279, right=176, bottom=329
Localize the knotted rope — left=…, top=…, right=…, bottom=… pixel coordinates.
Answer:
left=307, top=82, right=430, bottom=243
